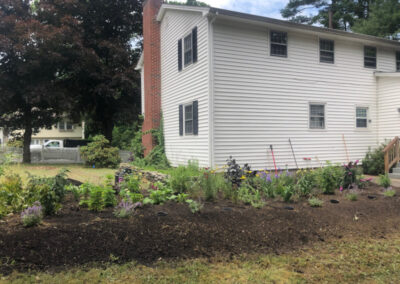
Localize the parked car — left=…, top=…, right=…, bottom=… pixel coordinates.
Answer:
left=30, top=139, right=89, bottom=150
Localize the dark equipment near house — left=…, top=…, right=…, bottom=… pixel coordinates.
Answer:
left=270, top=145, right=278, bottom=175
left=64, top=139, right=90, bottom=148
left=288, top=138, right=299, bottom=169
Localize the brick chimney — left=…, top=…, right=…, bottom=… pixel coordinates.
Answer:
left=142, top=0, right=162, bottom=156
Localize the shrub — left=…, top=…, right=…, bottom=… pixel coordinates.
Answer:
left=295, top=170, right=316, bottom=197
left=384, top=189, right=396, bottom=197
left=21, top=201, right=43, bottom=227
left=378, top=173, right=391, bottom=189
left=346, top=193, right=358, bottom=201
left=238, top=183, right=265, bottom=208
left=186, top=199, right=203, bottom=213
left=120, top=174, right=141, bottom=193
left=89, top=186, right=105, bottom=212
left=0, top=174, right=24, bottom=213
left=315, top=162, right=344, bottom=194
left=144, top=182, right=175, bottom=205
left=362, top=143, right=386, bottom=175
left=224, top=156, right=255, bottom=188
left=78, top=182, right=92, bottom=207
left=308, top=197, right=323, bottom=207
left=80, top=135, right=121, bottom=168
left=195, top=171, right=226, bottom=201
left=102, top=188, right=117, bottom=208
left=341, top=161, right=362, bottom=190
left=169, top=161, right=200, bottom=194
left=113, top=200, right=135, bottom=218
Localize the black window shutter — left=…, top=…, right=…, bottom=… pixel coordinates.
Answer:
left=193, top=100, right=198, bottom=135
left=179, top=104, right=183, bottom=136
left=178, top=39, right=183, bottom=71
left=192, top=27, right=198, bottom=63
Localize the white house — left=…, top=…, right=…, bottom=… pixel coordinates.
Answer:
left=137, top=0, right=400, bottom=170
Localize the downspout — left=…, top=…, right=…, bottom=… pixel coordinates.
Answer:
left=207, top=13, right=217, bottom=168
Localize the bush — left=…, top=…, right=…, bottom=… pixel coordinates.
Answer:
left=315, top=162, right=344, bottom=194
left=144, top=182, right=175, bottom=205
left=362, top=144, right=386, bottom=175
left=224, top=156, right=255, bottom=188
left=169, top=161, right=200, bottom=194
left=89, top=186, right=105, bottom=212
left=80, top=135, right=121, bottom=168
left=308, top=197, right=323, bottom=207
left=21, top=201, right=43, bottom=227
left=0, top=174, right=24, bottom=213
left=295, top=170, right=316, bottom=197
left=378, top=173, right=391, bottom=189
left=341, top=161, right=362, bottom=190
left=102, top=187, right=117, bottom=208
left=120, top=174, right=141, bottom=193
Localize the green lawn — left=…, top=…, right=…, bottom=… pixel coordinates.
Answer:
left=6, top=164, right=115, bottom=185
left=2, top=235, right=400, bottom=283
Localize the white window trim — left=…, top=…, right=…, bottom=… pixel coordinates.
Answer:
left=181, top=29, right=196, bottom=70
left=319, top=37, right=335, bottom=64
left=355, top=105, right=370, bottom=130
left=308, top=102, right=327, bottom=131
left=270, top=30, right=288, bottom=58
left=58, top=121, right=74, bottom=132
left=183, top=102, right=194, bottom=136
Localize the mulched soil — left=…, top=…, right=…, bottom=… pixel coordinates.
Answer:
left=1, top=183, right=400, bottom=275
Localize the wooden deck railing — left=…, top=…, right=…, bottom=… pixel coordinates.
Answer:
left=383, top=136, right=400, bottom=173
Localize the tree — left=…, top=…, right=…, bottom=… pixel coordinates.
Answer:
left=166, top=0, right=209, bottom=7
left=352, top=0, right=400, bottom=39
left=281, top=0, right=373, bottom=30
left=0, top=0, right=77, bottom=162
left=36, top=0, right=143, bottom=142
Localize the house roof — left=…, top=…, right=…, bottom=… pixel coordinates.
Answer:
left=157, top=4, right=400, bottom=48
left=375, top=72, right=400, bottom=77
left=135, top=53, right=144, bottom=70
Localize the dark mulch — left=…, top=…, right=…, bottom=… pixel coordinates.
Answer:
left=1, top=183, right=399, bottom=275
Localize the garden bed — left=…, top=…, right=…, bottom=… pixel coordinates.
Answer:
left=1, top=183, right=399, bottom=275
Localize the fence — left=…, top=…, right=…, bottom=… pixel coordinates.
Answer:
left=0, top=147, right=132, bottom=164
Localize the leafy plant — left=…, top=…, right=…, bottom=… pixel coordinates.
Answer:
left=254, top=173, right=275, bottom=198
left=295, top=170, right=316, bottom=197
left=378, top=173, right=391, bottom=189
left=65, top=184, right=80, bottom=201
left=102, top=188, right=117, bottom=208
left=80, top=135, right=121, bottom=168
left=145, top=182, right=175, bottom=205
left=113, top=200, right=135, bottom=218
left=315, top=162, right=344, bottom=194
left=168, top=161, right=200, bottom=194
left=346, top=193, right=358, bottom=201
left=89, top=186, right=105, bottom=212
left=0, top=174, right=24, bottom=213
left=341, top=161, right=362, bottom=190
left=186, top=199, right=203, bottom=213
left=21, top=201, right=43, bottom=227
left=176, top=193, right=188, bottom=203
left=120, top=174, right=141, bottom=193
left=308, top=197, right=323, bottom=207
left=362, top=143, right=386, bottom=175
left=384, top=189, right=396, bottom=197
left=195, top=170, right=226, bottom=201
left=224, top=156, right=255, bottom=188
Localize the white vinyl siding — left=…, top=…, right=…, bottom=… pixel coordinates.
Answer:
left=160, top=10, right=209, bottom=167
left=377, top=77, right=400, bottom=142
left=212, top=20, right=395, bottom=170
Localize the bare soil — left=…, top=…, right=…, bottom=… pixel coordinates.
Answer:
left=1, top=183, right=399, bottom=275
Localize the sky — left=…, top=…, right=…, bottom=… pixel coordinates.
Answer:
left=193, top=0, right=291, bottom=19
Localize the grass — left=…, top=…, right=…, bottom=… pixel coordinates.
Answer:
left=5, top=164, right=115, bottom=185
left=3, top=235, right=400, bottom=283
left=384, top=189, right=396, bottom=197
left=346, top=193, right=358, bottom=201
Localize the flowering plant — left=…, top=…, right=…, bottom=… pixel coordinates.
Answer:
left=113, top=200, right=141, bottom=218
left=21, top=201, right=43, bottom=227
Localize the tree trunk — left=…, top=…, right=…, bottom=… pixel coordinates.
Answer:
left=102, top=119, right=114, bottom=143
left=23, top=112, right=32, bottom=164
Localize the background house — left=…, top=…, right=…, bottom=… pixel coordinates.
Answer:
left=138, top=0, right=400, bottom=170
left=30, top=120, right=85, bottom=145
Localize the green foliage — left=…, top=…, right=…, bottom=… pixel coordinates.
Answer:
left=352, top=0, right=400, bottom=40
left=341, top=161, right=362, bottom=189
left=238, top=183, right=265, bottom=208
left=144, top=182, right=175, bottom=205
left=168, top=161, right=200, bottom=194
left=166, top=0, right=209, bottom=7
left=0, top=174, right=24, bottom=213
left=120, top=174, right=141, bottom=193
left=195, top=171, right=227, bottom=201
left=308, top=197, right=323, bottom=207
left=315, top=162, right=344, bottom=194
left=362, top=144, right=386, bottom=175
left=186, top=199, right=203, bottom=213
left=281, top=184, right=295, bottom=203
left=65, top=184, right=80, bottom=201
left=378, top=173, right=391, bottom=189
left=346, top=193, right=358, bottom=201
left=295, top=170, right=316, bottom=197
left=80, top=135, right=121, bottom=169
left=384, top=189, right=396, bottom=197
left=89, top=186, right=105, bottom=212
left=102, top=188, right=117, bottom=208
left=176, top=193, right=189, bottom=203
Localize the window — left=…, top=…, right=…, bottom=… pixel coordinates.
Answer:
left=46, top=141, right=60, bottom=148
left=184, top=104, right=193, bottom=135
left=30, top=139, right=41, bottom=145
left=178, top=27, right=198, bottom=71
left=356, top=107, right=368, bottom=128
left=184, top=34, right=193, bottom=66
left=310, top=104, right=325, bottom=129
left=396, top=51, right=400, bottom=72
left=58, top=121, right=74, bottom=131
left=270, top=31, right=287, bottom=57
left=364, top=46, right=377, bottom=68
left=320, top=39, right=334, bottom=63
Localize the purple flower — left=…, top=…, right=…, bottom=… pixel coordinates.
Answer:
left=21, top=202, right=43, bottom=227
left=266, top=174, right=272, bottom=182
left=114, top=200, right=136, bottom=218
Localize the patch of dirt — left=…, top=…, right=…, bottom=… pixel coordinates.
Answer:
left=1, top=184, right=400, bottom=274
